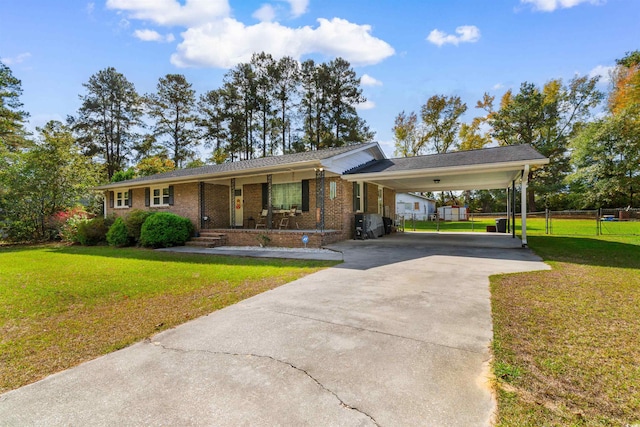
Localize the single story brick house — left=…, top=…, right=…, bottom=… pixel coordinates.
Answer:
left=98, top=142, right=549, bottom=247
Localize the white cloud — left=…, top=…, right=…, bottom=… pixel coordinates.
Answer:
left=520, top=0, right=605, bottom=12
left=253, top=4, right=276, bottom=22
left=589, top=64, right=614, bottom=83
left=282, top=0, right=308, bottom=17
left=171, top=17, right=394, bottom=68
left=427, top=25, right=480, bottom=47
left=1, top=52, right=32, bottom=65
left=492, top=83, right=504, bottom=90
left=106, top=0, right=230, bottom=26
left=134, top=29, right=175, bottom=42
left=361, top=74, right=382, bottom=86
left=357, top=100, right=376, bottom=110
left=110, top=1, right=394, bottom=68
left=86, top=2, right=95, bottom=15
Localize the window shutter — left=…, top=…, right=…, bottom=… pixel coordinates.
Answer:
left=352, top=182, right=358, bottom=211
left=168, top=185, right=174, bottom=206
left=301, top=180, right=309, bottom=212
left=261, top=183, right=268, bottom=209
left=127, top=189, right=132, bottom=207
left=145, top=188, right=150, bottom=207
left=109, top=191, right=114, bottom=209
left=363, top=182, right=368, bottom=212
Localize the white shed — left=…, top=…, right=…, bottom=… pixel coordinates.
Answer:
left=437, top=206, right=468, bottom=221
left=396, top=193, right=436, bottom=220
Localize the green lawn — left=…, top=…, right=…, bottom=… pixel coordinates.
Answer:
left=0, top=245, right=336, bottom=393
left=491, top=234, right=640, bottom=426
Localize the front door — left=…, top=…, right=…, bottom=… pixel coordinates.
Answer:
left=234, top=187, right=243, bottom=227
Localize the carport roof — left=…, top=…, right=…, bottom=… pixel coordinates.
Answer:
left=343, top=144, right=549, bottom=192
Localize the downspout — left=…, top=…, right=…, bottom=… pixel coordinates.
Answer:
left=521, top=164, right=529, bottom=247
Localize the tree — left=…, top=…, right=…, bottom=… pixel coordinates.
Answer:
left=393, top=111, right=420, bottom=156
left=72, top=67, right=143, bottom=180
left=568, top=51, right=640, bottom=208
left=0, top=61, right=29, bottom=151
left=568, top=110, right=640, bottom=207
left=300, top=59, right=330, bottom=150
left=609, top=50, right=640, bottom=115
left=458, top=93, right=494, bottom=151
left=271, top=56, right=300, bottom=154
left=420, top=95, right=467, bottom=154
left=487, top=77, right=603, bottom=210
left=145, top=74, right=197, bottom=168
left=135, top=156, right=175, bottom=177
left=0, top=121, right=100, bottom=241
left=325, top=58, right=366, bottom=147
left=197, top=88, right=228, bottom=159
left=224, top=63, right=258, bottom=160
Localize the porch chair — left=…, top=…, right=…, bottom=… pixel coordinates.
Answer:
left=255, top=209, right=268, bottom=229
left=279, top=205, right=299, bottom=229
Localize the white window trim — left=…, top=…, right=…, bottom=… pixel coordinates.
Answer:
left=115, top=190, right=130, bottom=209
left=355, top=181, right=364, bottom=213
left=150, top=186, right=170, bottom=207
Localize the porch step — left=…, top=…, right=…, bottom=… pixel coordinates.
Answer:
left=185, top=231, right=227, bottom=248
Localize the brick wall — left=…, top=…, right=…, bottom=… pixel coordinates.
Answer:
left=211, top=228, right=344, bottom=248
left=106, top=182, right=200, bottom=231
left=203, top=183, right=229, bottom=229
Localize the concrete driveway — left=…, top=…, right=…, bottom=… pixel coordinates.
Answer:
left=0, top=232, right=549, bottom=426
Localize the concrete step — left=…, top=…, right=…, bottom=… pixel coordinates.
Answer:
left=186, top=232, right=227, bottom=248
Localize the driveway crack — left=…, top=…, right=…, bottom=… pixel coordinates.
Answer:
left=150, top=341, right=379, bottom=426
left=268, top=309, right=484, bottom=355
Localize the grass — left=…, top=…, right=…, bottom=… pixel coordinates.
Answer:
left=491, top=234, right=640, bottom=426
left=401, top=216, right=640, bottom=236
left=0, top=244, right=337, bottom=393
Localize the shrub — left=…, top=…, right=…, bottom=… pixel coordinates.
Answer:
left=124, top=209, right=154, bottom=244
left=55, top=208, right=92, bottom=243
left=76, top=217, right=113, bottom=246
left=106, top=217, right=130, bottom=247
left=139, top=213, right=193, bottom=248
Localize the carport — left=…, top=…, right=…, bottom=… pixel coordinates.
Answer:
left=344, top=144, right=549, bottom=246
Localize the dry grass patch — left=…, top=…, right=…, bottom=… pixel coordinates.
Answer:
left=0, top=244, right=336, bottom=393
left=491, top=236, right=640, bottom=426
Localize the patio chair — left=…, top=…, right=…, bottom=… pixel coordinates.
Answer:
left=279, top=205, right=299, bottom=229
left=255, top=209, right=268, bottom=229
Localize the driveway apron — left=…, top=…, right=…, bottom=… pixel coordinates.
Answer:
left=0, top=232, right=549, bottom=426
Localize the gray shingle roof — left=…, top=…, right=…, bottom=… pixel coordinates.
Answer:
left=345, top=144, right=547, bottom=175
left=99, top=143, right=375, bottom=189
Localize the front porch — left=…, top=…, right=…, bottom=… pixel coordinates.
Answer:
left=207, top=228, right=345, bottom=248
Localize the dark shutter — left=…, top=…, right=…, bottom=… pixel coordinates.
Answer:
left=109, top=191, right=114, bottom=209
left=352, top=182, right=358, bottom=211
left=261, top=183, right=268, bottom=209
left=145, top=187, right=150, bottom=207
left=168, top=185, right=174, bottom=206
left=363, top=182, right=368, bottom=213
left=127, top=189, right=132, bottom=207
left=301, top=180, right=309, bottom=212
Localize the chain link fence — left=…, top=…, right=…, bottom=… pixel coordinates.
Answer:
left=395, top=208, right=640, bottom=236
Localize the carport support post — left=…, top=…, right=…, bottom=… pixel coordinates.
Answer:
left=521, top=165, right=529, bottom=247
left=511, top=180, right=516, bottom=239
left=506, top=186, right=510, bottom=233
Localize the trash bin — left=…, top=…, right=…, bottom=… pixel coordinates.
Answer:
left=495, top=218, right=507, bottom=233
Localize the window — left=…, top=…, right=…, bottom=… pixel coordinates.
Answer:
left=353, top=182, right=363, bottom=212
left=378, top=187, right=384, bottom=215
left=151, top=186, right=170, bottom=207
left=329, top=181, right=337, bottom=200
left=271, top=183, right=302, bottom=209
left=115, top=190, right=129, bottom=208
left=414, top=202, right=420, bottom=210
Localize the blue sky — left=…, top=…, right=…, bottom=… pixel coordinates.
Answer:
left=1, top=0, right=638, bottom=157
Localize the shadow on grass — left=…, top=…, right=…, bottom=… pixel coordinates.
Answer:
left=0, top=243, right=336, bottom=268
left=527, top=235, right=640, bottom=269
